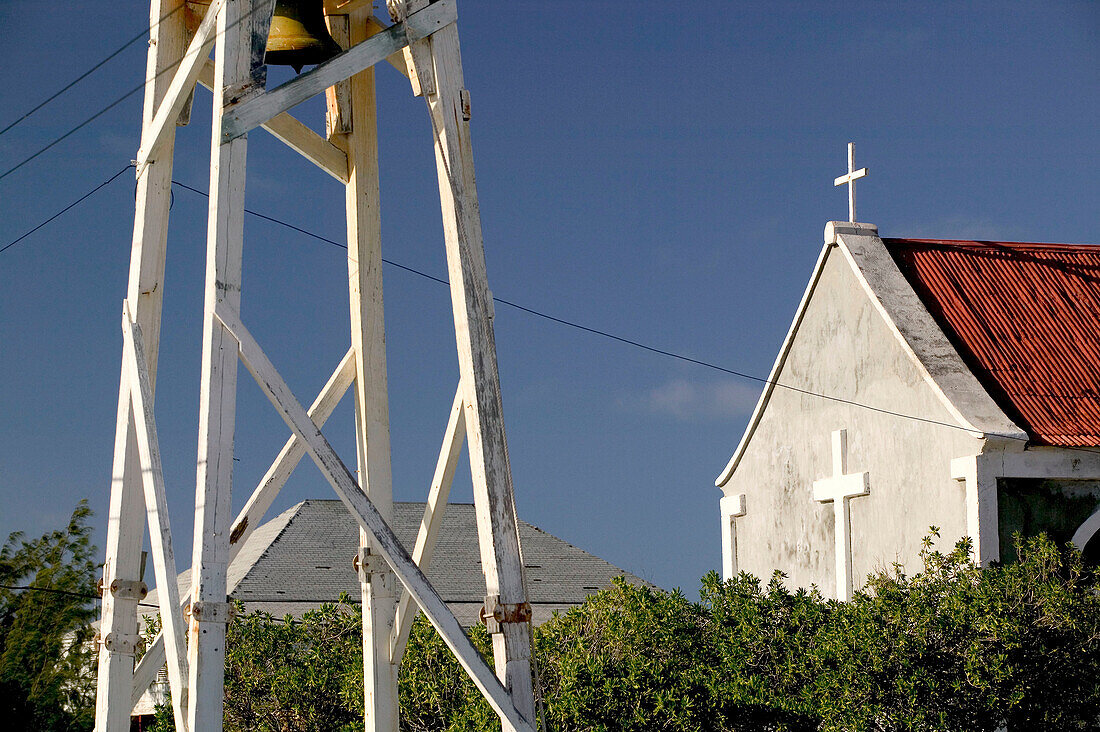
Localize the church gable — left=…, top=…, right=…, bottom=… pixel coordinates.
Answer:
left=717, top=224, right=1100, bottom=594
left=717, top=228, right=987, bottom=597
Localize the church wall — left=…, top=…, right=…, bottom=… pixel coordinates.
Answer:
left=723, top=248, right=983, bottom=598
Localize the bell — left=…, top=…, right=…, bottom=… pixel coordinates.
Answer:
left=183, top=0, right=342, bottom=74
left=264, top=0, right=342, bottom=73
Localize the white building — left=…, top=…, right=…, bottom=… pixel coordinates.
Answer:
left=717, top=222, right=1100, bottom=600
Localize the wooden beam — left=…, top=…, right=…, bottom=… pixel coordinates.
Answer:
left=96, top=365, right=147, bottom=732
left=416, top=20, right=537, bottom=729
left=121, top=309, right=189, bottom=732
left=263, top=110, right=350, bottom=183
left=391, top=384, right=465, bottom=662
left=130, top=349, right=355, bottom=708
left=197, top=59, right=349, bottom=183
left=136, top=0, right=224, bottom=169
left=340, top=7, right=399, bottom=729
left=221, top=0, right=454, bottom=140
left=400, top=0, right=435, bottom=97
left=227, top=348, right=356, bottom=556
left=213, top=303, right=535, bottom=732
left=366, top=15, right=412, bottom=78
left=324, top=0, right=373, bottom=14
left=324, top=16, right=353, bottom=137
left=186, top=0, right=259, bottom=726
left=96, top=0, right=186, bottom=728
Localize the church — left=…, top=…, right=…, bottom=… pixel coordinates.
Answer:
left=716, top=220, right=1100, bottom=601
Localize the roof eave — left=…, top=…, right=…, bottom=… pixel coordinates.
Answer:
left=834, top=225, right=1027, bottom=445
left=716, top=235, right=836, bottom=487
left=716, top=222, right=1028, bottom=489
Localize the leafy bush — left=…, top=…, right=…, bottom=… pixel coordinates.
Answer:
left=0, top=501, right=99, bottom=731
left=808, top=533, right=1100, bottom=732
left=143, top=532, right=1100, bottom=731
left=222, top=599, right=364, bottom=732
left=533, top=582, right=712, bottom=731
left=701, top=572, right=828, bottom=731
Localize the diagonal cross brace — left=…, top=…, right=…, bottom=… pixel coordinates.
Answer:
left=120, top=306, right=189, bottom=732
left=221, top=0, right=456, bottom=141
left=213, top=303, right=535, bottom=732
left=129, top=348, right=355, bottom=710
left=390, top=384, right=465, bottom=662
left=136, top=0, right=226, bottom=169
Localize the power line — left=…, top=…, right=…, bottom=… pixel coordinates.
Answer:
left=170, top=178, right=1100, bottom=454
left=2, top=163, right=1097, bottom=457
left=0, top=1, right=273, bottom=182
left=0, top=164, right=134, bottom=255
left=0, top=5, right=186, bottom=138
left=0, top=583, right=306, bottom=624
left=0, top=583, right=159, bottom=611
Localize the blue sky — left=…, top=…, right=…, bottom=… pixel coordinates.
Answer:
left=0, top=1, right=1097, bottom=594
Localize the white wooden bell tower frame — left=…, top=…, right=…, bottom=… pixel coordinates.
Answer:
left=94, top=1, right=536, bottom=730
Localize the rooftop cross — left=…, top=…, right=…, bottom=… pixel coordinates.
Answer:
left=833, top=142, right=869, bottom=222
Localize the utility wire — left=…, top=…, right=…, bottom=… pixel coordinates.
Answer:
left=0, top=583, right=308, bottom=625
left=2, top=164, right=1097, bottom=457
left=0, top=1, right=272, bottom=182
left=0, top=164, right=134, bottom=255
left=7, top=8, right=1093, bottom=460
left=169, top=178, right=1100, bottom=455
left=0, top=5, right=186, bottom=138
left=0, top=583, right=160, bottom=612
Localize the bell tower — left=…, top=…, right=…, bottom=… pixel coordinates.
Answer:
left=94, top=1, right=536, bottom=731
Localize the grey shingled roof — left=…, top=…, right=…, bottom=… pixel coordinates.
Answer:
left=220, top=500, right=650, bottom=619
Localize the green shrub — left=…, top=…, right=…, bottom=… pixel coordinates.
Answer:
left=0, top=501, right=99, bottom=731
left=700, top=571, right=828, bottom=731
left=805, top=533, right=1100, bottom=731
left=534, top=581, right=712, bottom=731
left=145, top=532, right=1100, bottom=731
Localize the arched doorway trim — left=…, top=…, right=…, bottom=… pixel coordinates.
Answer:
left=1071, top=508, right=1100, bottom=551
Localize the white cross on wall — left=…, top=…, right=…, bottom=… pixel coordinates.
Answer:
left=812, top=429, right=869, bottom=601
left=833, top=142, right=869, bottom=223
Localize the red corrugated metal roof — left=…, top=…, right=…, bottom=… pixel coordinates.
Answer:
left=886, top=238, right=1100, bottom=447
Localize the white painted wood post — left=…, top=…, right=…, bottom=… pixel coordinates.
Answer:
left=198, top=59, right=350, bottom=183
left=106, top=3, right=536, bottom=727
left=187, top=1, right=269, bottom=728
left=96, top=370, right=149, bottom=732
left=333, top=8, right=399, bottom=730
left=416, top=17, right=537, bottom=729
left=213, top=304, right=535, bottom=732
left=95, top=2, right=186, bottom=729
left=130, top=351, right=355, bottom=709
left=719, top=493, right=746, bottom=580
left=121, top=311, right=189, bottom=730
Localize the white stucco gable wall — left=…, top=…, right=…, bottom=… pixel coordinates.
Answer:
left=716, top=224, right=1022, bottom=598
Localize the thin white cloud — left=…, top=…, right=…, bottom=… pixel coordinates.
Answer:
left=622, top=378, right=761, bottom=421
left=898, top=215, right=1029, bottom=242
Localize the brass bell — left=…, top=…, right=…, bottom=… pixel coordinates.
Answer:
left=184, top=0, right=342, bottom=73
left=265, top=0, right=342, bottom=73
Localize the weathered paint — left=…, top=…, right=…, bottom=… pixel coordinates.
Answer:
left=890, top=239, right=1100, bottom=447
left=719, top=225, right=1100, bottom=595
left=719, top=241, right=977, bottom=596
